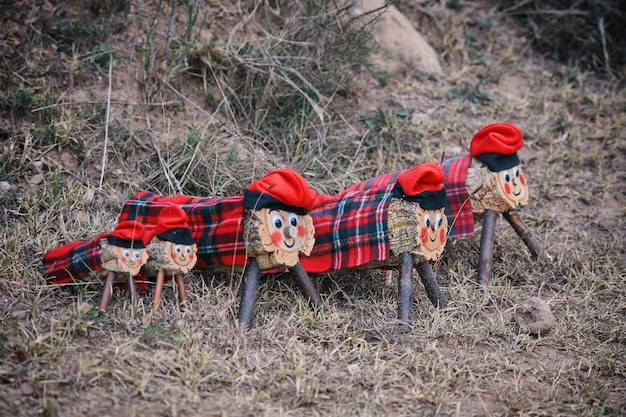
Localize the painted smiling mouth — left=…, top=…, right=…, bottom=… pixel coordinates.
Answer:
left=513, top=190, right=522, bottom=196
left=429, top=236, right=437, bottom=243
left=284, top=240, right=295, bottom=249
left=176, top=257, right=192, bottom=265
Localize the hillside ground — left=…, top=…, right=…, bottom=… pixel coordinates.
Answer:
left=1, top=0, right=625, bottom=416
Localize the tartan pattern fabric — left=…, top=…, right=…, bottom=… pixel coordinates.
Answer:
left=117, top=191, right=248, bottom=268
left=441, top=154, right=474, bottom=238
left=300, top=171, right=401, bottom=273
left=43, top=235, right=106, bottom=284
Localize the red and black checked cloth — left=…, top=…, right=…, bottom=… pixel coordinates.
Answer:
left=299, top=155, right=473, bottom=274
left=42, top=190, right=249, bottom=284
left=117, top=191, right=248, bottom=268
left=43, top=235, right=107, bottom=284
left=299, top=171, right=401, bottom=273
left=441, top=154, right=474, bottom=238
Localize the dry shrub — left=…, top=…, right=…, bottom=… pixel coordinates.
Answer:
left=498, top=0, right=626, bottom=74
left=190, top=0, right=372, bottom=147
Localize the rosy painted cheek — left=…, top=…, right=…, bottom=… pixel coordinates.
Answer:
left=189, top=254, right=194, bottom=260
left=271, top=231, right=282, bottom=246
left=504, top=183, right=511, bottom=194
left=297, top=225, right=307, bottom=237
left=120, top=257, right=128, bottom=264
left=520, top=174, right=526, bottom=186
left=420, top=228, right=428, bottom=244
left=440, top=229, right=446, bottom=244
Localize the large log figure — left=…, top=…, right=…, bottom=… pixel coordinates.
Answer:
left=299, top=162, right=449, bottom=328
left=42, top=220, right=149, bottom=312
left=42, top=170, right=320, bottom=326
left=116, top=169, right=321, bottom=329
left=441, top=123, right=542, bottom=285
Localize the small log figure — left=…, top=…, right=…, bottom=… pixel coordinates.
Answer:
left=299, top=162, right=449, bottom=328
left=43, top=220, right=149, bottom=311
left=143, top=205, right=198, bottom=310
left=441, top=123, right=543, bottom=285
left=116, top=169, right=322, bottom=329
left=97, top=221, right=149, bottom=311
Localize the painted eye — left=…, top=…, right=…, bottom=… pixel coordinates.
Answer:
left=513, top=166, right=520, bottom=178
left=288, top=213, right=298, bottom=227
left=184, top=246, right=191, bottom=254
left=502, top=171, right=511, bottom=182
left=174, top=245, right=182, bottom=254
left=436, top=213, right=443, bottom=228
left=272, top=213, right=283, bottom=229
left=133, top=250, right=142, bottom=259
left=424, top=213, right=431, bottom=228
left=123, top=249, right=131, bottom=258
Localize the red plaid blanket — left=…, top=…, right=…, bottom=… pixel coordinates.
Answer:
left=43, top=235, right=106, bottom=284
left=441, top=154, right=474, bottom=237
left=299, top=171, right=400, bottom=273
left=117, top=191, right=248, bottom=268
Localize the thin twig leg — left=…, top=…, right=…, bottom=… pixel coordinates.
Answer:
left=99, top=271, right=116, bottom=313
left=416, top=261, right=448, bottom=308
left=290, top=262, right=323, bottom=309
left=174, top=274, right=187, bottom=309
left=153, top=270, right=165, bottom=309
left=478, top=208, right=497, bottom=286
left=237, top=257, right=261, bottom=330
left=126, top=273, right=138, bottom=307
left=397, top=252, right=413, bottom=326
left=502, top=211, right=543, bottom=258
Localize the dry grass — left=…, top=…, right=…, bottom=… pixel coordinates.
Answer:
left=1, top=0, right=625, bottom=416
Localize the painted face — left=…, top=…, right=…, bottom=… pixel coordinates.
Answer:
left=265, top=209, right=311, bottom=252
left=111, top=245, right=148, bottom=275
left=256, top=208, right=315, bottom=267
left=165, top=241, right=198, bottom=273
left=418, top=207, right=448, bottom=261
left=495, top=164, right=528, bottom=208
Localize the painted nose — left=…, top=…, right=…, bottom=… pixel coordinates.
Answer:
left=284, top=225, right=296, bottom=239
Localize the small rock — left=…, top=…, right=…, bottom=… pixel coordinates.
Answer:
left=72, top=209, right=90, bottom=225
left=0, top=181, right=11, bottom=193
left=20, top=382, right=34, bottom=396
left=512, top=297, right=555, bottom=335
left=356, top=0, right=444, bottom=76
left=27, top=174, right=44, bottom=185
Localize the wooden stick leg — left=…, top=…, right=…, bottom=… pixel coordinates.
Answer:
left=237, top=258, right=261, bottom=330
left=126, top=273, right=138, bottom=306
left=174, top=274, right=187, bottom=309
left=153, top=270, right=165, bottom=309
left=290, top=262, right=323, bottom=310
left=99, top=271, right=116, bottom=313
left=416, top=261, right=448, bottom=308
left=397, top=252, right=413, bottom=327
left=478, top=208, right=497, bottom=286
left=502, top=211, right=543, bottom=258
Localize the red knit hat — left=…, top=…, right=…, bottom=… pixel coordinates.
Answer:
left=154, top=205, right=195, bottom=245
left=394, top=162, right=447, bottom=210
left=107, top=220, right=146, bottom=249
left=469, top=123, right=523, bottom=171
left=243, top=168, right=316, bottom=214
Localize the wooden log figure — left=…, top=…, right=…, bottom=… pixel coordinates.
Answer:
left=43, top=220, right=149, bottom=312
left=441, top=122, right=543, bottom=285
left=143, top=205, right=198, bottom=310
left=299, top=162, right=449, bottom=328
left=115, top=169, right=322, bottom=329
